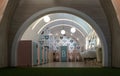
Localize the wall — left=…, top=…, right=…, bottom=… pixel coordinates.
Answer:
left=0, top=0, right=8, bottom=67
left=85, top=31, right=101, bottom=50
left=112, top=0, right=120, bottom=25
left=0, top=0, right=20, bottom=67
left=100, top=0, right=120, bottom=67
left=0, top=0, right=8, bottom=22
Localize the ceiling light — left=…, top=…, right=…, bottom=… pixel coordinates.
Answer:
left=71, top=27, right=76, bottom=33
left=61, top=30, right=65, bottom=35
left=43, top=15, right=50, bottom=22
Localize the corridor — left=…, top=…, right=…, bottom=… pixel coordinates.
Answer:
left=16, top=12, right=103, bottom=67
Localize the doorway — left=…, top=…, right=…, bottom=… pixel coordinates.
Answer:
left=11, top=7, right=109, bottom=67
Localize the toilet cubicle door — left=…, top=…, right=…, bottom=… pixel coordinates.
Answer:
left=40, top=45, right=43, bottom=65
left=44, top=47, right=47, bottom=64
left=61, top=46, right=67, bottom=62
left=32, top=42, right=38, bottom=65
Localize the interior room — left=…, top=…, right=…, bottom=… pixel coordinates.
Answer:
left=1, top=0, right=120, bottom=75
left=17, top=13, right=102, bottom=67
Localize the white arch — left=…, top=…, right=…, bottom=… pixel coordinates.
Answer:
left=11, top=7, right=110, bottom=67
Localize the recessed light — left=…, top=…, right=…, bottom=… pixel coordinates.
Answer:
left=61, top=30, right=65, bottom=35
left=43, top=15, right=50, bottom=22
left=71, top=27, right=76, bottom=33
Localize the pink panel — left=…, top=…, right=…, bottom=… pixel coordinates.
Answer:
left=17, top=40, right=32, bottom=67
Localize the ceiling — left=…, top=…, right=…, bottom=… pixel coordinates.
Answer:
left=21, top=13, right=94, bottom=46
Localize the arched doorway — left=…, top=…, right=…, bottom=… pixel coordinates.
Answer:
left=11, top=7, right=109, bottom=67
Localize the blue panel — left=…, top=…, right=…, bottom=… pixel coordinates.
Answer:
left=33, top=42, right=38, bottom=65
left=44, top=47, right=47, bottom=64
left=61, top=46, right=67, bottom=62
left=39, top=45, right=43, bottom=65
left=44, top=46, right=49, bottom=64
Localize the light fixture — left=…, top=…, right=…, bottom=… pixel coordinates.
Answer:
left=43, top=15, right=50, bottom=22
left=71, top=27, right=76, bottom=33
left=61, top=30, right=65, bottom=35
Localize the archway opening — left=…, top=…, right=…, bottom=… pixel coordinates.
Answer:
left=11, top=7, right=108, bottom=67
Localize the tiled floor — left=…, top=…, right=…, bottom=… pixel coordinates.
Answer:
left=35, top=62, right=102, bottom=68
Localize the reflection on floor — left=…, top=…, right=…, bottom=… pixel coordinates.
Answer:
left=35, top=62, right=102, bottom=67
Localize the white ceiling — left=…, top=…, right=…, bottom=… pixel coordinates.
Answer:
left=21, top=13, right=94, bottom=47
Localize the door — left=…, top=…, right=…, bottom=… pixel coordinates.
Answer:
left=44, top=46, right=47, bottom=64
left=17, top=41, right=32, bottom=66
left=61, top=46, right=67, bottom=62
left=44, top=47, right=46, bottom=64
left=39, top=45, right=43, bottom=65
left=32, top=42, right=38, bottom=65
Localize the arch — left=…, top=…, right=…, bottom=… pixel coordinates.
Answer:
left=11, top=7, right=110, bottom=67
